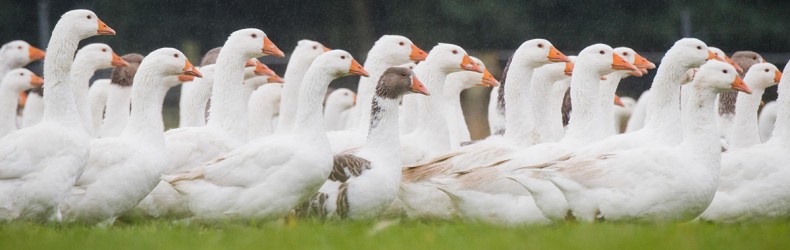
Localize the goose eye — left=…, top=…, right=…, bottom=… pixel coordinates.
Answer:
left=696, top=46, right=702, bottom=50
left=312, top=46, right=317, bottom=50
left=19, top=73, right=24, bottom=76
left=173, top=54, right=179, bottom=58
left=623, top=52, right=629, bottom=56
left=765, top=69, right=770, bottom=72
left=723, top=69, right=728, bottom=74
left=17, top=46, right=22, bottom=50
left=102, top=48, right=107, bottom=52
left=599, top=50, right=605, bottom=55
left=452, top=50, right=458, bottom=55
left=753, top=57, right=758, bottom=60
left=341, top=56, right=346, bottom=60
left=344, top=93, right=348, bottom=96
left=401, top=73, right=407, bottom=77
left=87, top=15, right=92, bottom=19
left=251, top=34, right=257, bottom=39
left=399, top=42, right=405, bottom=46
left=537, top=44, right=544, bottom=48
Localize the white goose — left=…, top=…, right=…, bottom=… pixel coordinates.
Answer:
left=136, top=29, right=284, bottom=218
left=21, top=87, right=44, bottom=128
left=163, top=50, right=369, bottom=220
left=445, top=57, right=499, bottom=146
left=70, top=43, right=130, bottom=136
left=759, top=101, right=777, bottom=141
left=88, top=79, right=110, bottom=132
left=98, top=53, right=144, bottom=137
left=324, top=88, right=356, bottom=131
left=0, top=69, right=44, bottom=138
left=277, top=40, right=329, bottom=133
left=248, top=82, right=283, bottom=139
left=298, top=67, right=428, bottom=219
left=524, top=60, right=749, bottom=222
left=0, top=40, right=46, bottom=77
left=62, top=48, right=201, bottom=224
left=0, top=9, right=116, bottom=222
left=727, top=63, right=781, bottom=149
left=700, top=61, right=790, bottom=223
left=178, top=47, right=221, bottom=128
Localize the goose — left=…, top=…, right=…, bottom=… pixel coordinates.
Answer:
left=445, top=57, right=499, bottom=146
left=277, top=40, right=329, bottom=133
left=700, top=61, right=790, bottom=223
left=20, top=87, right=44, bottom=128
left=0, top=69, right=44, bottom=138
left=519, top=60, right=749, bottom=222
left=399, top=43, right=483, bottom=165
left=545, top=58, right=575, bottom=142
left=248, top=82, right=283, bottom=139
left=759, top=101, right=777, bottom=141
left=87, top=79, right=110, bottom=132
left=487, top=56, right=513, bottom=136
left=61, top=48, right=201, bottom=225
left=135, top=29, right=284, bottom=218
left=297, top=67, right=428, bottom=219
left=0, top=9, right=116, bottom=222
left=708, top=47, right=745, bottom=148
left=70, top=43, right=130, bottom=136
left=98, top=53, right=143, bottom=137
left=0, top=40, right=46, bottom=77
left=727, top=63, right=781, bottom=149
left=520, top=60, right=573, bottom=145
left=162, top=50, right=369, bottom=220
left=597, top=48, right=651, bottom=137
left=327, top=35, right=426, bottom=152
left=324, top=88, right=356, bottom=131
left=178, top=47, right=221, bottom=128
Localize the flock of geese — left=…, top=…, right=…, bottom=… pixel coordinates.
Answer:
left=0, top=9, right=788, bottom=225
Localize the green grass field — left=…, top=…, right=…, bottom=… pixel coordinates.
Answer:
left=2, top=219, right=789, bottom=249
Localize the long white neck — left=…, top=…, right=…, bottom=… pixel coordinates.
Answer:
left=729, top=77, right=766, bottom=149
left=562, top=65, right=603, bottom=145
left=68, top=59, right=102, bottom=135
left=293, top=67, right=333, bottom=137
left=42, top=22, right=83, bottom=129
left=121, top=67, right=169, bottom=143
left=526, top=70, right=561, bottom=145
left=443, top=75, right=474, bottom=146
left=356, top=54, right=398, bottom=131
left=365, top=96, right=402, bottom=155
left=206, top=48, right=250, bottom=139
left=644, top=56, right=687, bottom=139
left=546, top=78, right=570, bottom=142
left=769, top=70, right=790, bottom=145
left=179, top=77, right=212, bottom=127
left=99, top=84, right=131, bottom=137
left=598, top=72, right=627, bottom=137
left=248, top=89, right=277, bottom=139
left=404, top=63, right=452, bottom=150
left=503, top=60, right=537, bottom=145
left=21, top=92, right=44, bottom=127
left=278, top=54, right=315, bottom=132
left=0, top=84, right=19, bottom=137
left=680, top=84, right=723, bottom=160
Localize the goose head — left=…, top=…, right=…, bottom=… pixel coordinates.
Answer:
left=200, top=47, right=222, bottom=66
left=447, top=57, right=499, bottom=91
left=243, top=59, right=280, bottom=81
left=613, top=47, right=643, bottom=77
left=744, top=63, right=782, bottom=90
left=1, top=40, right=45, bottom=67
left=370, top=35, right=427, bottom=63
left=2, top=68, right=44, bottom=91
left=536, top=60, right=574, bottom=83
left=225, top=28, right=284, bottom=58
left=377, top=67, right=430, bottom=99
left=616, top=47, right=655, bottom=76
left=424, top=43, right=482, bottom=74
left=109, top=53, right=144, bottom=87
left=576, top=44, right=638, bottom=76
left=694, top=60, right=750, bottom=94
left=313, top=50, right=369, bottom=78
left=709, top=47, right=744, bottom=74
left=142, top=48, right=202, bottom=80
left=60, top=9, right=116, bottom=38
left=398, top=62, right=417, bottom=70
left=327, top=88, right=356, bottom=109
left=75, top=43, right=129, bottom=71
left=731, top=51, right=765, bottom=73
left=513, top=39, right=571, bottom=68
left=291, top=40, right=330, bottom=64
left=666, top=38, right=716, bottom=68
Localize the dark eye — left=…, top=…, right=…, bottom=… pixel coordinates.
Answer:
left=251, top=34, right=257, bottom=39
left=723, top=69, right=728, bottom=74
left=344, top=93, right=348, bottom=96
left=765, top=69, right=770, bottom=72
left=87, top=15, right=92, bottom=19
left=753, top=57, right=758, bottom=60
left=312, top=46, right=317, bottom=50
left=623, top=52, right=629, bottom=56
left=17, top=46, right=22, bottom=50
left=174, top=54, right=179, bottom=58
left=19, top=73, right=24, bottom=76
left=102, top=48, right=107, bottom=52
left=537, top=44, right=544, bottom=48
left=452, top=50, right=458, bottom=55
left=401, top=73, right=407, bottom=77
left=599, top=50, right=605, bottom=55
left=399, top=42, right=405, bottom=46
left=341, top=56, right=346, bottom=60
left=696, top=46, right=702, bottom=50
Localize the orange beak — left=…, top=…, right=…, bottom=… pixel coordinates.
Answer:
left=245, top=59, right=257, bottom=67
left=182, top=59, right=203, bottom=78
left=409, top=44, right=427, bottom=62
left=730, top=75, right=751, bottom=94
left=707, top=50, right=722, bottom=61
left=323, top=46, right=331, bottom=52
left=481, top=69, right=500, bottom=87
left=262, top=36, right=285, bottom=57
left=111, top=52, right=129, bottom=67
left=178, top=75, right=195, bottom=82
left=267, top=75, right=285, bottom=83
left=614, top=95, right=625, bottom=107
left=600, top=75, right=608, bottom=80
left=254, top=61, right=277, bottom=77
left=18, top=91, right=28, bottom=108
left=564, top=62, right=574, bottom=76
left=348, top=59, right=369, bottom=77
left=612, top=53, right=640, bottom=73
left=775, top=70, right=783, bottom=84
left=410, top=76, right=430, bottom=95
left=460, top=55, right=484, bottom=73
left=633, top=53, right=656, bottom=70
left=548, top=46, right=571, bottom=63
left=724, top=56, right=744, bottom=74
left=28, top=46, right=46, bottom=61
left=30, top=74, right=45, bottom=87
left=96, top=18, right=116, bottom=35
left=353, top=93, right=357, bottom=106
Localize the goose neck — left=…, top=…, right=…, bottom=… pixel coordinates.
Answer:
left=178, top=77, right=212, bottom=127
left=248, top=93, right=277, bottom=139
left=41, top=23, right=82, bottom=127
left=729, top=83, right=765, bottom=149
left=365, top=96, right=402, bottom=153
left=101, top=84, right=132, bottom=135
left=121, top=67, right=169, bottom=142
left=0, top=85, right=18, bottom=135
left=562, top=66, right=603, bottom=144
left=598, top=72, right=627, bottom=136
left=679, top=84, right=721, bottom=155
left=293, top=67, right=333, bottom=135
left=503, top=60, right=537, bottom=143
left=206, top=49, right=250, bottom=139
left=644, top=57, right=688, bottom=134
left=524, top=70, right=561, bottom=144
left=356, top=56, right=394, bottom=130
left=770, top=74, right=790, bottom=144
left=278, top=57, right=314, bottom=133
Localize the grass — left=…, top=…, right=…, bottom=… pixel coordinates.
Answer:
left=1, top=219, right=789, bottom=250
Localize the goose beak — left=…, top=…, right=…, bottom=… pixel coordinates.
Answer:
left=564, top=62, right=574, bottom=76
left=633, top=53, right=656, bottom=70
left=731, top=75, right=751, bottom=94
left=245, top=59, right=257, bottom=67
left=612, top=53, right=640, bottom=73
left=410, top=76, right=430, bottom=96
left=461, top=55, right=484, bottom=73
left=111, top=52, right=129, bottom=67
left=18, top=91, right=28, bottom=108
left=548, top=46, right=571, bottom=63
left=30, top=74, right=45, bottom=87
left=707, top=50, right=722, bottom=61
left=28, top=46, right=45, bottom=61
left=348, top=59, right=369, bottom=77
left=775, top=70, right=783, bottom=84
left=254, top=61, right=277, bottom=77
left=178, top=75, right=195, bottom=82
left=268, top=75, right=285, bottom=83
left=182, top=59, right=203, bottom=78
left=481, top=69, right=499, bottom=87
left=722, top=56, right=744, bottom=74
left=627, top=70, right=644, bottom=77
left=410, top=44, right=427, bottom=62
left=323, top=46, right=331, bottom=52
left=96, top=18, right=116, bottom=35
left=262, top=37, right=285, bottom=58
left=600, top=75, right=608, bottom=80
left=614, top=95, right=625, bottom=107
